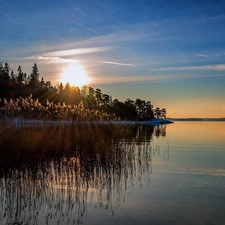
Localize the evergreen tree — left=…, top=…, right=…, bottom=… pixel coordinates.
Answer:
left=87, top=87, right=96, bottom=107
left=58, top=82, right=64, bottom=92
left=161, top=108, right=167, bottom=119
left=10, top=70, right=16, bottom=81
left=154, top=107, right=161, bottom=118
left=95, top=88, right=102, bottom=105
left=39, top=77, right=45, bottom=88
left=24, top=73, right=28, bottom=84
left=0, top=61, right=3, bottom=80
left=0, top=62, right=11, bottom=96
left=29, top=63, right=39, bottom=86
left=3, top=63, right=11, bottom=81
left=17, top=65, right=24, bottom=85
left=102, top=94, right=110, bottom=105
left=65, top=82, right=71, bottom=91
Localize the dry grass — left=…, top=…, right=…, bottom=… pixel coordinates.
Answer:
left=0, top=95, right=119, bottom=121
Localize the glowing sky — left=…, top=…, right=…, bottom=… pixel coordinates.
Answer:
left=1, top=0, right=225, bottom=118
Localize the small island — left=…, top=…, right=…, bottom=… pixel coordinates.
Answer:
left=0, top=62, right=172, bottom=125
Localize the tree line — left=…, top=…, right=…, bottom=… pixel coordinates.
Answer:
left=0, top=62, right=166, bottom=120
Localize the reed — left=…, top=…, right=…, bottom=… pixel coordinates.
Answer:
left=0, top=95, right=119, bottom=122
left=0, top=120, right=168, bottom=224
left=0, top=140, right=154, bottom=225
left=0, top=122, right=166, bottom=173
left=0, top=123, right=130, bottom=172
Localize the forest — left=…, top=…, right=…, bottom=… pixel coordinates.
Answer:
left=0, top=62, right=166, bottom=121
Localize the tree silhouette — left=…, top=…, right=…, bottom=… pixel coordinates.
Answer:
left=161, top=108, right=167, bottom=119
left=10, top=70, right=16, bottom=82
left=0, top=62, right=167, bottom=121
left=95, top=88, right=102, bottom=105
left=86, top=87, right=96, bottom=108
left=3, top=63, right=11, bottom=81
left=102, top=94, right=110, bottom=105
left=17, top=65, right=25, bottom=85
left=154, top=107, right=160, bottom=118
left=29, top=63, right=39, bottom=86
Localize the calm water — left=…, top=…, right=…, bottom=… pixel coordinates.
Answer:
left=0, top=122, right=225, bottom=225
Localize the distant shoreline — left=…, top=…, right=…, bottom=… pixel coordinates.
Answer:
left=168, top=118, right=225, bottom=122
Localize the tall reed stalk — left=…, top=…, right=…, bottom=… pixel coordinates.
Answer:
left=0, top=95, right=119, bottom=122
left=0, top=120, right=168, bottom=224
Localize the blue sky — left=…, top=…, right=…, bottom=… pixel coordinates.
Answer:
left=1, top=0, right=225, bottom=117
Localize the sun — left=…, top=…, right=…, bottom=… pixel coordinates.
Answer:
left=60, top=64, right=90, bottom=87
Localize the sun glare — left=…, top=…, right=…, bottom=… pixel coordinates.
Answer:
left=60, top=64, right=90, bottom=87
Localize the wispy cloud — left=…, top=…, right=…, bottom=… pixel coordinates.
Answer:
left=92, top=72, right=225, bottom=85
left=23, top=56, right=80, bottom=64
left=44, top=47, right=110, bottom=57
left=195, top=54, right=212, bottom=58
left=65, top=22, right=161, bottom=48
left=195, top=52, right=225, bottom=58
left=92, top=75, right=169, bottom=85
left=6, top=47, right=111, bottom=64
left=149, top=64, right=225, bottom=71
left=101, top=61, right=137, bottom=66
left=7, top=56, right=80, bottom=64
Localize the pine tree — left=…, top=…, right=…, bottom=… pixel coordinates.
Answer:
left=39, top=77, right=45, bottom=88
left=10, top=70, right=16, bottom=81
left=29, top=63, right=39, bottom=86
left=0, top=61, right=4, bottom=81
left=58, top=82, right=64, bottom=92
left=3, top=63, right=11, bottom=81
left=17, top=65, right=24, bottom=85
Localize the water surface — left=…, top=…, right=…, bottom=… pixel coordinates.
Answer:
left=0, top=122, right=225, bottom=225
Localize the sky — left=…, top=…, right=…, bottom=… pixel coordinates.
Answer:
left=1, top=0, right=225, bottom=118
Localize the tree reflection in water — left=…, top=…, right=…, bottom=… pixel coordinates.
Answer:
left=0, top=124, right=168, bottom=225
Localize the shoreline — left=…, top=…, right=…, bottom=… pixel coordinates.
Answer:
left=1, top=117, right=173, bottom=127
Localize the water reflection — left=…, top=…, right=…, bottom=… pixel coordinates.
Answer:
left=134, top=124, right=166, bottom=142
left=0, top=124, right=168, bottom=225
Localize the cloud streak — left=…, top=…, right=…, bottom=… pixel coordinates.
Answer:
left=101, top=61, right=137, bottom=66
left=44, top=47, right=110, bottom=57
left=195, top=52, right=225, bottom=58
left=149, top=64, right=225, bottom=71
left=24, top=56, right=80, bottom=64
left=6, top=47, right=111, bottom=64
left=91, top=72, right=225, bottom=85
left=195, top=54, right=212, bottom=58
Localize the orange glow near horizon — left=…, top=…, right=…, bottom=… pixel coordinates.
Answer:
left=60, top=64, right=90, bottom=87
left=165, top=99, right=225, bottom=119
left=166, top=121, right=225, bottom=142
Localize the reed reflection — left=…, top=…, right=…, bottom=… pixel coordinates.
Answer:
left=0, top=124, right=167, bottom=225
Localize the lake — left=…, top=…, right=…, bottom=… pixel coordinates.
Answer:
left=0, top=121, right=225, bottom=225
